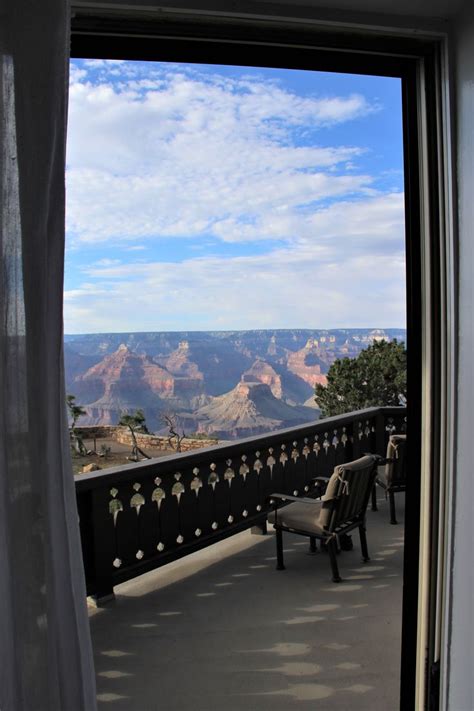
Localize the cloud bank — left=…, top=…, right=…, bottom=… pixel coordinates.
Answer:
left=65, top=61, right=405, bottom=332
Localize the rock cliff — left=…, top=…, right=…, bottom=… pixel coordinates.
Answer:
left=194, top=381, right=317, bottom=439
left=286, top=338, right=328, bottom=388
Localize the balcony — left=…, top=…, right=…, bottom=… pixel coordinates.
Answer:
left=77, top=407, right=406, bottom=709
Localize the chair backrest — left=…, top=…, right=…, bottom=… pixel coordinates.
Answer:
left=318, top=454, right=378, bottom=532
left=385, top=434, right=407, bottom=488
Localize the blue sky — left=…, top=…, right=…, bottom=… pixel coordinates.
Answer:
left=65, top=59, right=405, bottom=333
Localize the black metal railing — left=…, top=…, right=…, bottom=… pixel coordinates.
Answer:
left=75, top=406, right=406, bottom=600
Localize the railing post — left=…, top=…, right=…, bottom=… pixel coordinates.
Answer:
left=251, top=519, right=267, bottom=535
left=90, top=487, right=116, bottom=605
left=375, top=410, right=387, bottom=457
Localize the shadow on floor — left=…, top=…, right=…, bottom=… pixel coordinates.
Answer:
left=90, top=495, right=405, bottom=711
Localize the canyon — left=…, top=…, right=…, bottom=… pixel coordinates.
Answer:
left=65, top=328, right=405, bottom=439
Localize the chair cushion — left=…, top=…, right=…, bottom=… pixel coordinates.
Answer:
left=385, top=434, right=406, bottom=488
left=319, top=455, right=376, bottom=528
left=268, top=454, right=377, bottom=534
left=268, top=501, right=327, bottom=536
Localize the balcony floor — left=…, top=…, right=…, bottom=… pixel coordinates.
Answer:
left=89, top=495, right=404, bottom=711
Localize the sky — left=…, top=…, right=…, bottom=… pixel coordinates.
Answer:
left=65, top=59, right=405, bottom=334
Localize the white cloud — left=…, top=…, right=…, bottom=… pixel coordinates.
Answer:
left=93, top=258, right=122, bottom=267
left=64, top=247, right=405, bottom=333
left=64, top=193, right=405, bottom=333
left=65, top=62, right=405, bottom=332
left=66, top=64, right=378, bottom=245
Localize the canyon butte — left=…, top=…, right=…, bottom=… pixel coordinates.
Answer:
left=65, top=328, right=405, bottom=440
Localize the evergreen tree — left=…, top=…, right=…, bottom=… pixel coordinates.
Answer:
left=315, top=339, right=407, bottom=418
left=67, top=394, right=86, bottom=429
left=118, top=409, right=151, bottom=461
left=66, top=394, right=88, bottom=456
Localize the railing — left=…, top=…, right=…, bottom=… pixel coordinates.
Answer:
left=75, top=406, right=406, bottom=600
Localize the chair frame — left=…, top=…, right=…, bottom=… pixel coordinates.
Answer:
left=268, top=456, right=380, bottom=583
left=371, top=435, right=406, bottom=524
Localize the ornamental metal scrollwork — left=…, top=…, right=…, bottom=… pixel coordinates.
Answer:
left=109, top=487, right=123, bottom=526
left=208, top=463, right=220, bottom=489
left=224, top=460, right=235, bottom=486
left=341, top=427, right=348, bottom=447
left=323, top=433, right=330, bottom=453
left=191, top=468, right=203, bottom=497
left=224, top=460, right=235, bottom=522
left=253, top=452, right=263, bottom=474
left=130, top=482, right=145, bottom=515
left=291, top=441, right=299, bottom=462
left=172, top=473, right=185, bottom=502
left=152, top=477, right=166, bottom=510
left=130, top=483, right=145, bottom=560
left=313, top=435, right=321, bottom=456
left=267, top=448, right=276, bottom=478
left=152, top=478, right=166, bottom=553
left=254, top=451, right=264, bottom=511
left=208, top=464, right=219, bottom=530
left=302, top=438, right=311, bottom=459
left=172, top=473, right=185, bottom=544
left=191, top=468, right=203, bottom=537
left=239, top=455, right=250, bottom=481
left=109, top=488, right=123, bottom=568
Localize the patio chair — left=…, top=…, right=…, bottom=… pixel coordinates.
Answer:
left=371, top=434, right=406, bottom=524
left=267, top=454, right=380, bottom=583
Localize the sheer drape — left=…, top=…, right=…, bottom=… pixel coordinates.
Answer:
left=0, top=1, right=97, bottom=708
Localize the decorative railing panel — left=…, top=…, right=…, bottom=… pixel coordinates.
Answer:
left=75, top=406, right=406, bottom=599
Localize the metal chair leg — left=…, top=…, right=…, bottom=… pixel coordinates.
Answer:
left=359, top=524, right=370, bottom=562
left=276, top=528, right=285, bottom=570
left=371, top=483, right=378, bottom=511
left=328, top=538, right=341, bottom=582
left=389, top=491, right=398, bottom=524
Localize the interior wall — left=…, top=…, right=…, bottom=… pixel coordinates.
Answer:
left=447, top=3, right=474, bottom=710
left=73, top=1, right=469, bottom=708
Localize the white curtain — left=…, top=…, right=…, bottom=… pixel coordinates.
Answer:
left=0, top=1, right=97, bottom=709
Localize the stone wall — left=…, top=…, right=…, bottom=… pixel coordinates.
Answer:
left=74, top=425, right=118, bottom=439
left=114, top=428, right=218, bottom=451
left=74, top=425, right=218, bottom=451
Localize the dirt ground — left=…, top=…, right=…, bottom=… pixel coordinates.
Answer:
left=71, top=437, right=175, bottom=475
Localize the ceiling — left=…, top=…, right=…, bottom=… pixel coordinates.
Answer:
left=80, top=0, right=467, bottom=23
left=257, top=0, right=466, bottom=19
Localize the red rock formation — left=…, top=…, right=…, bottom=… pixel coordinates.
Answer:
left=286, top=338, right=328, bottom=388
left=78, top=344, right=175, bottom=398
left=163, top=340, right=204, bottom=380
left=242, top=359, right=282, bottom=398
left=74, top=345, right=207, bottom=429
left=195, top=381, right=317, bottom=439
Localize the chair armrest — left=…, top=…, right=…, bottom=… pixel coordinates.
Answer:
left=267, top=493, right=321, bottom=507
left=310, top=476, right=330, bottom=498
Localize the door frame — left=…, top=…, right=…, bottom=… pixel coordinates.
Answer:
left=70, top=13, right=456, bottom=709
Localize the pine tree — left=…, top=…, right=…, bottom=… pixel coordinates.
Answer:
left=118, top=410, right=151, bottom=461
left=314, top=339, right=407, bottom=418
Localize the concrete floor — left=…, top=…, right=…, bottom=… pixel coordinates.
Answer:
left=89, top=495, right=404, bottom=711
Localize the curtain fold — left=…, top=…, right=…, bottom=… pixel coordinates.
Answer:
left=0, top=1, right=97, bottom=708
